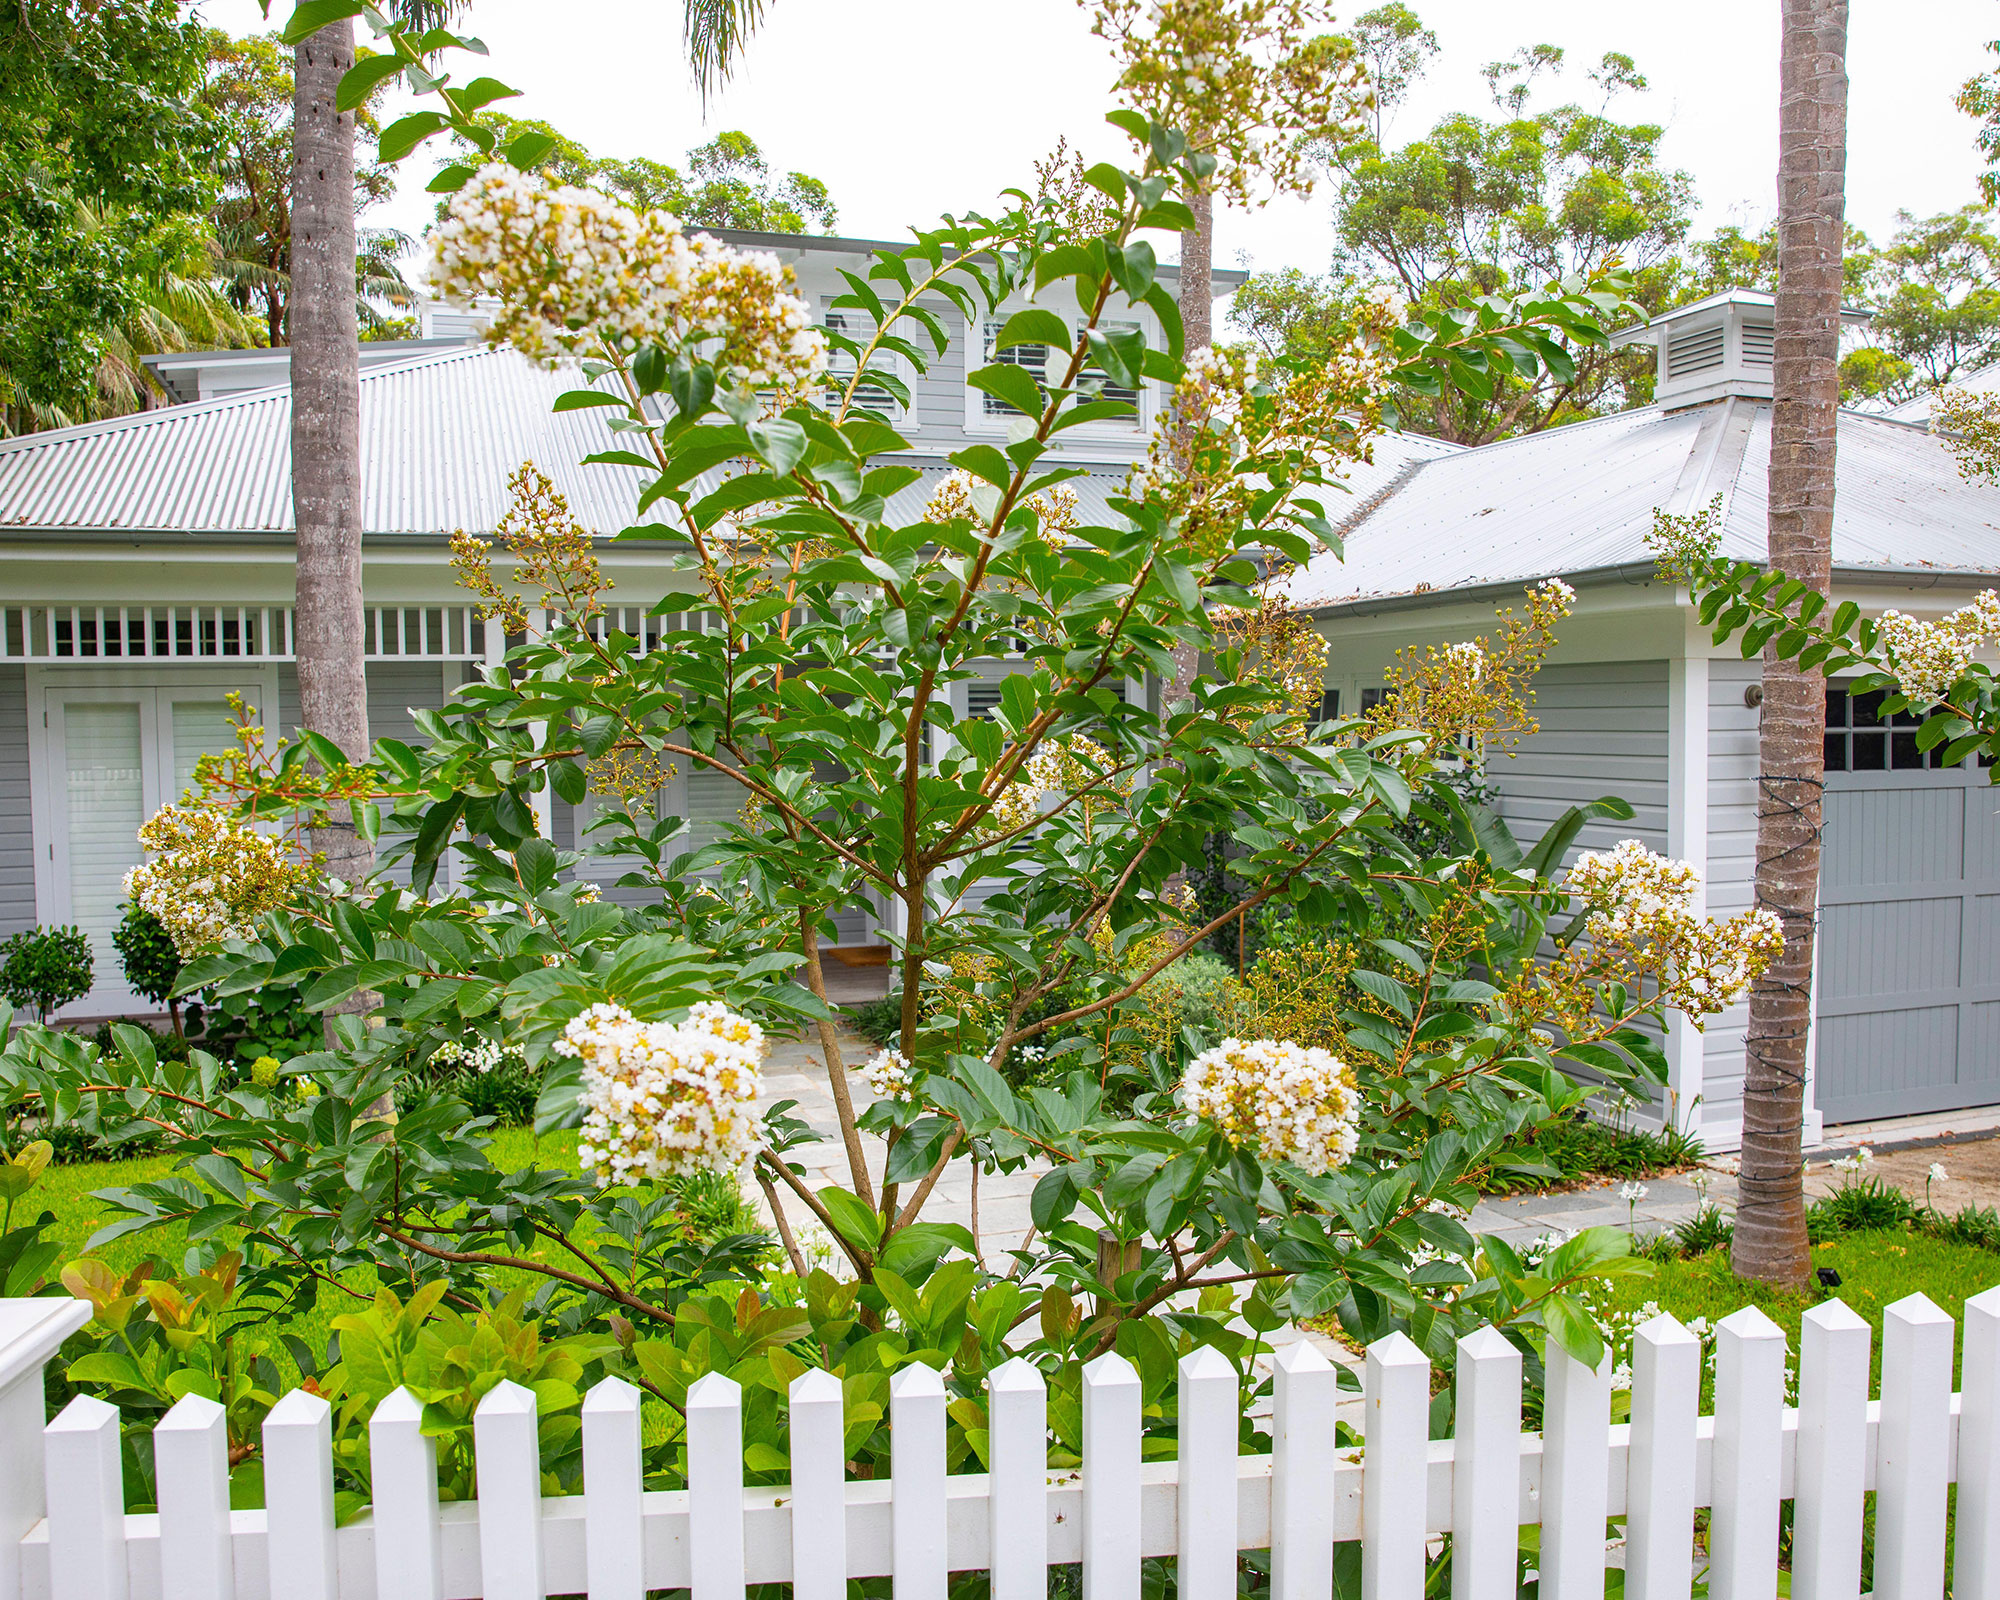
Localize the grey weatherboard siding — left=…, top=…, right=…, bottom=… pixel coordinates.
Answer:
left=1699, top=658, right=1763, bottom=1131
left=1488, top=661, right=1670, bottom=859
left=0, top=667, right=32, bottom=935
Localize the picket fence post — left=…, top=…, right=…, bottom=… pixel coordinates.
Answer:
left=1710, top=1306, right=1785, bottom=1600
left=1625, top=1313, right=1699, bottom=1600
left=1875, top=1292, right=1954, bottom=1600
left=0, top=1297, right=91, bottom=1600
left=581, top=1376, right=645, bottom=1600
left=1451, top=1326, right=1521, bottom=1600
left=1269, top=1340, right=1339, bottom=1600
left=370, top=1385, right=444, bottom=1600
left=475, top=1380, right=547, bottom=1600
left=787, top=1367, right=848, bottom=1600
left=986, top=1357, right=1047, bottom=1600
left=1360, top=1331, right=1429, bottom=1600
left=1537, top=1340, right=1610, bottom=1600
left=1793, top=1299, right=1869, bottom=1600
left=687, top=1372, right=746, bottom=1600
left=1177, top=1345, right=1239, bottom=1600
left=1081, top=1351, right=1141, bottom=1600
left=890, top=1363, right=947, bottom=1600
left=264, top=1388, right=339, bottom=1600
left=1959, top=1287, right=2000, bottom=1600
left=45, top=1394, right=127, bottom=1600
left=155, top=1393, right=235, bottom=1600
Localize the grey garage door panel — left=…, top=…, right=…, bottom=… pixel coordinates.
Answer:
left=1814, top=767, right=2000, bottom=1123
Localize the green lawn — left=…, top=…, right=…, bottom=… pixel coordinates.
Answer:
left=19, top=1129, right=588, bottom=1366
left=1603, top=1231, right=2000, bottom=1387
left=23, top=1126, right=585, bottom=1279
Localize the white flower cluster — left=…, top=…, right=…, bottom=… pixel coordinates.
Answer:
left=1829, top=1144, right=1875, bottom=1176
left=1876, top=591, right=2000, bottom=708
left=430, top=1037, right=520, bottom=1075
left=860, top=1047, right=916, bottom=1101
left=1178, top=1037, right=1361, bottom=1176
left=984, top=733, right=1126, bottom=839
left=432, top=162, right=828, bottom=392
left=124, top=804, right=308, bottom=956
left=1566, top=838, right=1784, bottom=1018
left=558, top=1000, right=767, bottom=1185
left=1441, top=639, right=1486, bottom=685
left=1540, top=577, right=1577, bottom=608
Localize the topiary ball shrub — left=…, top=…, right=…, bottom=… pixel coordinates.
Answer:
left=0, top=925, right=93, bottom=1023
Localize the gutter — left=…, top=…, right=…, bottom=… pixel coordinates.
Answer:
left=1303, top=560, right=2000, bottom=621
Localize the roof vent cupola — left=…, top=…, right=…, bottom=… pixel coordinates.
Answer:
left=1613, top=289, right=1867, bottom=410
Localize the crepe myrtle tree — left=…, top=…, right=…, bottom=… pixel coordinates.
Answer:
left=0, top=39, right=1781, bottom=1401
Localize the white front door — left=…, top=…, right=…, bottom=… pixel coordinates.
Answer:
left=29, top=674, right=260, bottom=1019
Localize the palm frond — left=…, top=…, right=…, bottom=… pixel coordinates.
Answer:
left=683, top=0, right=769, bottom=99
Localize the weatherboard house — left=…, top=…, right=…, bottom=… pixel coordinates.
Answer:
left=1287, top=290, right=2000, bottom=1147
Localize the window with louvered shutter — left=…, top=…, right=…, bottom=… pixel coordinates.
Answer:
left=824, top=310, right=902, bottom=416
left=981, top=319, right=1048, bottom=416
left=1077, top=320, right=1141, bottom=411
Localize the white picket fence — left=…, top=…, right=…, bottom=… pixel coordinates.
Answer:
left=5, top=1286, right=2000, bottom=1600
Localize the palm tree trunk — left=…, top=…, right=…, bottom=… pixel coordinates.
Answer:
left=289, top=21, right=373, bottom=888
left=1731, top=0, right=1848, bottom=1289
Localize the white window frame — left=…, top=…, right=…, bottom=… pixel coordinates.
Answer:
left=25, top=663, right=279, bottom=1018
left=962, top=307, right=1153, bottom=439
left=821, top=301, right=916, bottom=433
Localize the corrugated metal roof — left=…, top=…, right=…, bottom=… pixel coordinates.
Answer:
left=0, top=342, right=1462, bottom=543
left=1886, top=358, right=2000, bottom=424
left=1285, top=399, right=2000, bottom=611
left=0, top=345, right=652, bottom=538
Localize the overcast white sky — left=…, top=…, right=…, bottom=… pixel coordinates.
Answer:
left=195, top=0, right=2000, bottom=287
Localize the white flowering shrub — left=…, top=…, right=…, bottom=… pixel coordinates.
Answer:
left=1562, top=838, right=1784, bottom=1022
left=1178, top=1037, right=1360, bottom=1176
left=0, top=8, right=1670, bottom=1489
left=124, top=804, right=309, bottom=956
left=559, top=1001, right=767, bottom=1184
left=433, top=163, right=828, bottom=394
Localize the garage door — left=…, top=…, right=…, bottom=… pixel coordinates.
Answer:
left=1813, top=686, right=2000, bottom=1123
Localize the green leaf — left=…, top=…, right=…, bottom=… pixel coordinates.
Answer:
left=966, top=363, right=1045, bottom=420
left=816, top=1188, right=883, bottom=1253
left=334, top=53, right=406, bottom=111
left=376, top=111, right=449, bottom=164
left=504, top=129, right=559, bottom=170
left=748, top=418, right=808, bottom=475
left=993, top=309, right=1072, bottom=354
left=552, top=389, right=625, bottom=412
left=279, top=0, right=363, bottom=45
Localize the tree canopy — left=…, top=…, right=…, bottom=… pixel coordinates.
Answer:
left=459, top=119, right=838, bottom=234
left=1231, top=9, right=1692, bottom=444
left=0, top=0, right=238, bottom=431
